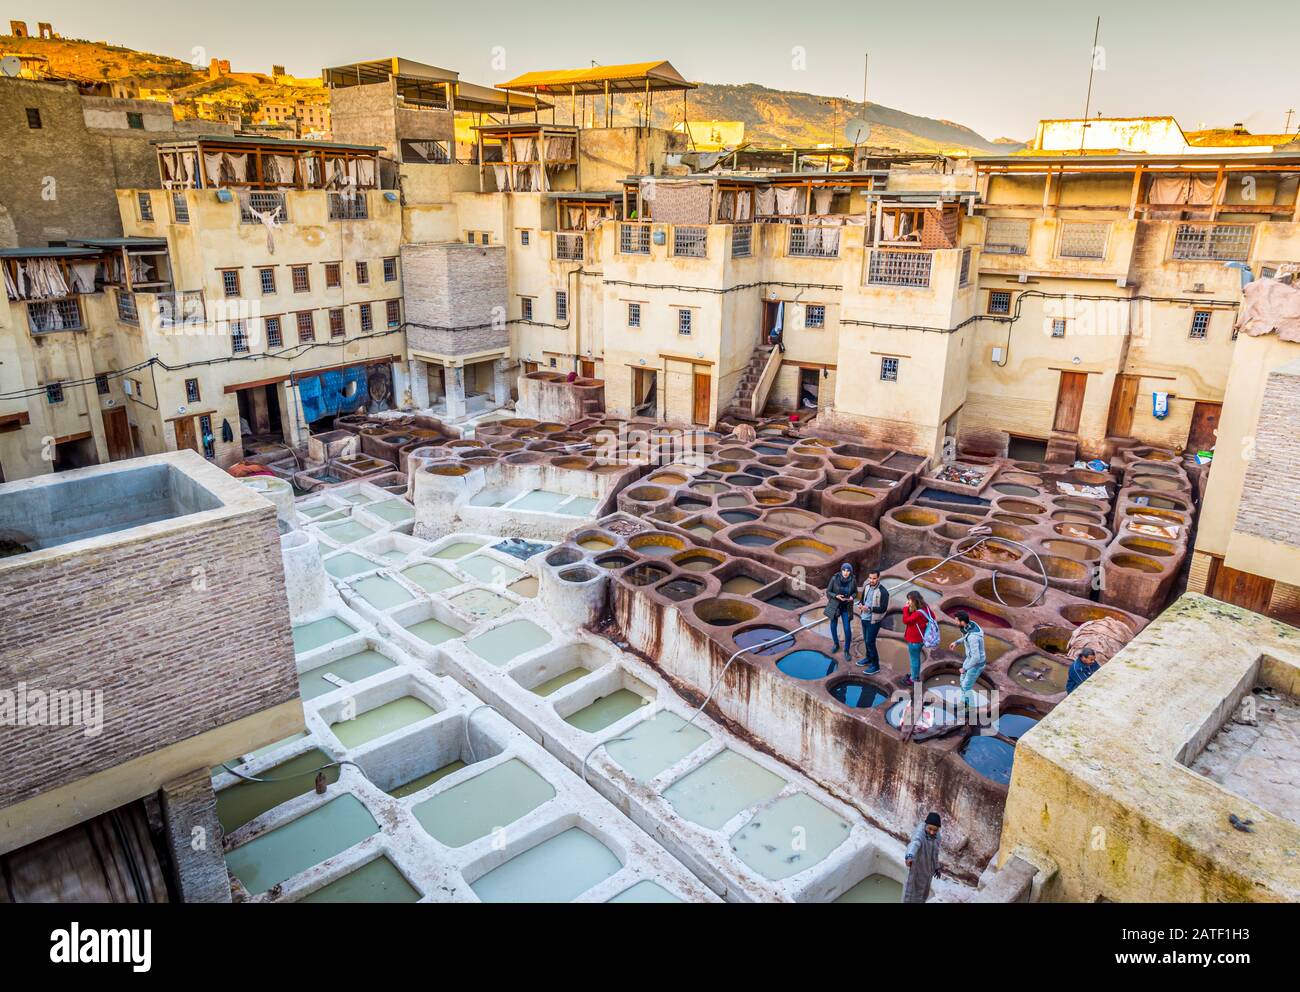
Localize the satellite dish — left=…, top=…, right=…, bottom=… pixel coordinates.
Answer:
left=0, top=56, right=23, bottom=78
left=844, top=117, right=871, bottom=144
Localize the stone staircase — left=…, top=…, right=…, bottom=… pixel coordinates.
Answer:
left=725, top=344, right=774, bottom=419
left=1046, top=430, right=1079, bottom=464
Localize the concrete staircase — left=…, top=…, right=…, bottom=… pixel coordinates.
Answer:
left=725, top=344, right=775, bottom=418
left=1046, top=430, right=1079, bottom=464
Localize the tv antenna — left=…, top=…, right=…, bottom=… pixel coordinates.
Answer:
left=1079, top=16, right=1101, bottom=153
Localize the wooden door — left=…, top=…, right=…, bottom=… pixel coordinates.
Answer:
left=523, top=361, right=538, bottom=375
left=1053, top=371, right=1088, bottom=434
left=580, top=360, right=595, bottom=379
left=692, top=371, right=711, bottom=425
left=173, top=416, right=199, bottom=454
left=1105, top=374, right=1139, bottom=438
left=1209, top=560, right=1273, bottom=614
left=102, top=406, right=133, bottom=461
left=1187, top=402, right=1221, bottom=452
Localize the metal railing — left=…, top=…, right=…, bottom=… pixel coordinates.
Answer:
left=328, top=191, right=369, bottom=220
left=27, top=298, right=84, bottom=333
left=1172, top=223, right=1253, bottom=262
left=787, top=225, right=840, bottom=258
left=555, top=232, right=585, bottom=261
left=672, top=225, right=708, bottom=258
left=619, top=222, right=651, bottom=255
left=867, top=249, right=933, bottom=288
left=731, top=224, right=753, bottom=258
left=240, top=191, right=288, bottom=224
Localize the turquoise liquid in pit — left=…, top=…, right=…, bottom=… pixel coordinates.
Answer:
left=325, top=551, right=379, bottom=579
left=471, top=828, right=621, bottom=903
left=448, top=588, right=517, bottom=621
left=730, top=792, right=851, bottom=881
left=299, top=856, right=420, bottom=903
left=320, top=520, right=376, bottom=545
left=330, top=696, right=438, bottom=748
left=661, top=749, right=785, bottom=830
left=412, top=759, right=555, bottom=847
left=301, top=504, right=337, bottom=519
left=352, top=574, right=415, bottom=610
left=292, top=616, right=356, bottom=655
left=510, top=490, right=569, bottom=512
left=834, top=874, right=904, bottom=903
left=434, top=540, right=485, bottom=560
left=388, top=759, right=467, bottom=798
left=604, top=712, right=709, bottom=781
left=298, top=649, right=395, bottom=701
left=366, top=499, right=415, bottom=524
left=564, top=688, right=647, bottom=733
left=215, top=748, right=340, bottom=833
left=557, top=496, right=598, bottom=516
left=225, top=794, right=379, bottom=896
left=401, top=562, right=459, bottom=593
left=529, top=667, right=592, bottom=697
left=607, top=880, right=682, bottom=903
left=467, top=620, right=551, bottom=665
left=404, top=616, right=462, bottom=647
left=458, top=554, right=524, bottom=584
left=342, top=493, right=374, bottom=506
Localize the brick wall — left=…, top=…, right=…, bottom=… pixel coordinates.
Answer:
left=1235, top=362, right=1300, bottom=549
left=402, top=242, right=507, bottom=356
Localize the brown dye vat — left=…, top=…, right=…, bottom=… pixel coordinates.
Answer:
left=499, top=418, right=538, bottom=429
left=1123, top=505, right=1185, bottom=523
left=831, top=486, right=878, bottom=504
left=692, top=482, right=729, bottom=496
left=648, top=508, right=687, bottom=525
left=768, top=478, right=805, bottom=493
left=938, top=522, right=975, bottom=540
left=576, top=532, right=615, bottom=551
left=1000, top=472, right=1043, bottom=487
left=1131, top=475, right=1180, bottom=491
left=649, top=472, right=688, bottom=486
left=1059, top=603, right=1135, bottom=629
left=708, top=461, right=741, bottom=474
left=962, top=541, right=1022, bottom=564
left=552, top=457, right=594, bottom=470
left=972, top=576, right=1038, bottom=609
left=490, top=440, right=525, bottom=452
left=1041, top=539, right=1101, bottom=562
left=940, top=598, right=1012, bottom=628
left=1053, top=521, right=1107, bottom=541
left=1040, top=555, right=1089, bottom=581
left=775, top=538, right=835, bottom=564
left=721, top=575, right=766, bottom=595
left=905, top=557, right=974, bottom=586
left=658, top=577, right=705, bottom=602
left=672, top=550, right=725, bottom=572
left=1111, top=552, right=1163, bottom=573
left=766, top=509, right=817, bottom=528
left=997, top=499, right=1046, bottom=516
left=1065, top=469, right=1109, bottom=485
left=674, top=496, right=711, bottom=512
left=535, top=422, right=566, bottom=433
left=426, top=464, right=470, bottom=476
left=815, top=522, right=869, bottom=545
left=993, top=483, right=1040, bottom=498
left=717, top=493, right=749, bottom=508
left=628, top=533, right=686, bottom=557
left=1031, top=625, right=1074, bottom=657
left=717, top=446, right=758, bottom=460
left=893, top=507, right=940, bottom=527
left=694, top=598, right=761, bottom=627
left=1009, top=654, right=1070, bottom=695
left=992, top=513, right=1037, bottom=527
left=1051, top=510, right=1103, bottom=525
left=595, top=553, right=635, bottom=570
left=559, top=566, right=598, bottom=583
left=625, top=563, right=671, bottom=586
left=505, top=452, right=545, bottom=464
left=448, top=439, right=485, bottom=449
left=626, top=486, right=670, bottom=503
left=1055, top=496, right=1105, bottom=513
left=986, top=522, right=1028, bottom=542
left=593, top=463, right=627, bottom=475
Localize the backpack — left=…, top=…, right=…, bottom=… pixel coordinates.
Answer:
left=921, top=608, right=941, bottom=649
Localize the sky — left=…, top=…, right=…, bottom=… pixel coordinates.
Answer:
left=19, top=0, right=1300, bottom=141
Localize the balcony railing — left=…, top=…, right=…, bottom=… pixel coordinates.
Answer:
left=619, top=222, right=651, bottom=255
left=555, top=233, right=585, bottom=261
left=27, top=298, right=84, bottom=333
left=1172, top=223, right=1253, bottom=262
left=672, top=225, right=708, bottom=258
left=240, top=191, right=288, bottom=224
left=328, top=191, right=369, bottom=220
left=788, top=225, right=840, bottom=258
left=867, top=249, right=933, bottom=288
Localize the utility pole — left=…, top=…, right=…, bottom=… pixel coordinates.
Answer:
left=1286, top=108, right=1296, bottom=134
left=1079, top=16, right=1101, bottom=153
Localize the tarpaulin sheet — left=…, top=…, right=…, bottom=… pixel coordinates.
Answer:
left=298, top=365, right=371, bottom=423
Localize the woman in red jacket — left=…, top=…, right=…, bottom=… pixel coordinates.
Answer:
left=900, top=591, right=934, bottom=687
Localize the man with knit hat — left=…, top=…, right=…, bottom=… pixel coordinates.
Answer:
left=903, top=812, right=943, bottom=903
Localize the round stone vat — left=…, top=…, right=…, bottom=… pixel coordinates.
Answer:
left=1040, top=555, right=1090, bottom=582
left=691, top=481, right=729, bottom=496
left=708, top=461, right=741, bottom=474
left=648, top=508, right=687, bottom=525
left=427, top=463, right=470, bottom=476
left=1051, top=509, right=1105, bottom=526
left=725, top=474, right=762, bottom=488
left=1031, top=625, right=1074, bottom=657
left=625, top=563, right=671, bottom=586
left=716, top=446, right=757, bottom=460
left=905, top=557, right=974, bottom=586
left=775, top=537, right=835, bottom=564
left=764, top=508, right=818, bottom=529
left=674, top=495, right=711, bottom=512
left=1111, top=552, right=1163, bottom=573
left=625, top=485, right=670, bottom=503
left=996, top=498, right=1046, bottom=516
left=1053, top=521, right=1108, bottom=542
left=1000, top=472, right=1043, bottom=487
left=1055, top=496, right=1106, bottom=514
left=776, top=649, right=837, bottom=681
left=575, top=531, right=615, bottom=552
left=730, top=526, right=782, bottom=548
left=1009, top=654, right=1069, bottom=695
left=814, top=521, right=871, bottom=546
left=1131, top=475, right=1181, bottom=491
left=828, top=677, right=890, bottom=709
left=649, top=471, right=689, bottom=486
left=720, top=509, right=759, bottom=525
left=546, top=548, right=583, bottom=568
left=672, top=549, right=726, bottom=572
left=657, top=576, right=705, bottom=602
left=987, top=521, right=1028, bottom=542
left=559, top=566, right=598, bottom=584
left=973, top=576, right=1040, bottom=609
left=992, top=513, right=1037, bottom=527
left=694, top=598, right=761, bottom=627
left=827, top=486, right=878, bottom=506
left=1041, top=539, right=1101, bottom=562
left=960, top=539, right=1023, bottom=565
left=891, top=507, right=940, bottom=527
left=992, top=483, right=1040, bottom=498
left=733, top=625, right=795, bottom=656
left=1059, top=603, right=1136, bottom=629
left=940, top=598, right=1012, bottom=628
left=1119, top=536, right=1176, bottom=558
left=595, top=553, right=635, bottom=570
left=628, top=533, right=687, bottom=557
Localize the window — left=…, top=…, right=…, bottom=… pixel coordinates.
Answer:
left=329, top=308, right=345, bottom=338
left=619, top=223, right=650, bottom=254
left=25, top=108, right=41, bottom=129
left=172, top=191, right=189, bottom=223
left=789, top=226, right=839, bottom=258
left=1172, top=223, right=1253, bottom=262
left=327, top=191, right=367, bottom=220
left=1051, top=318, right=1067, bottom=338
left=325, top=262, right=341, bottom=288
left=296, top=311, right=315, bottom=343
left=627, top=302, right=641, bottom=328
left=959, top=247, right=972, bottom=287
left=520, top=297, right=534, bottom=321
left=231, top=321, right=249, bottom=354
left=1190, top=310, right=1212, bottom=339
left=677, top=309, right=693, bottom=336
left=45, top=382, right=64, bottom=404
left=867, top=249, right=931, bottom=287
left=1058, top=221, right=1109, bottom=259
left=672, top=226, right=707, bottom=257
left=355, top=261, right=369, bottom=285
left=265, top=315, right=283, bottom=348
left=185, top=378, right=201, bottom=403
left=199, top=414, right=214, bottom=459
left=805, top=304, right=825, bottom=329
left=731, top=224, right=753, bottom=258
left=555, top=291, right=568, bottom=322
left=126, top=111, right=144, bottom=130
left=880, top=357, right=899, bottom=382
left=466, top=232, right=476, bottom=244
left=291, top=265, right=309, bottom=293
left=115, top=290, right=138, bottom=324
left=383, top=257, right=398, bottom=282
left=27, top=298, right=83, bottom=333
left=984, top=218, right=1030, bottom=255
left=95, top=374, right=109, bottom=396
left=555, top=233, right=585, bottom=261
left=386, top=300, right=401, bottom=328
left=359, top=303, right=373, bottom=332
left=221, top=269, right=240, bottom=298
left=519, top=229, right=531, bottom=247
left=259, top=268, right=276, bottom=294
left=988, top=290, right=1012, bottom=315
left=239, top=191, right=287, bottom=224
left=137, top=192, right=153, bottom=221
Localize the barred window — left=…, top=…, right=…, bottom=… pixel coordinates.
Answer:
left=291, top=265, right=310, bottom=293
left=672, top=226, right=707, bottom=258
left=555, top=291, right=568, bottom=322
left=356, top=261, right=369, bottom=285
left=619, top=223, right=650, bottom=254
left=1058, top=221, right=1109, bottom=259
left=221, top=269, right=240, bottom=298
left=386, top=299, right=401, bottom=328
left=677, top=309, right=693, bottom=336
left=25, top=108, right=41, bottom=129
left=265, top=315, right=283, bottom=348
left=115, top=290, right=138, bottom=324
left=359, top=303, right=373, bottom=332
left=1190, top=310, right=1212, bottom=339
left=519, top=229, right=531, bottom=247
left=325, top=262, right=341, bottom=288
left=1051, top=319, right=1067, bottom=338
left=241, top=191, right=287, bottom=224
left=627, top=302, right=641, bottom=328
left=521, top=297, right=534, bottom=321
left=329, top=308, right=345, bottom=338
left=383, top=257, right=398, bottom=282
left=296, top=311, right=315, bottom=343
left=1172, top=223, right=1252, bottom=262
left=988, top=290, right=1012, bottom=315
left=867, top=249, right=931, bottom=287
left=555, top=233, right=584, bottom=261
left=199, top=414, right=214, bottom=459
left=259, top=268, right=276, bottom=294
left=984, top=218, right=1030, bottom=255
left=27, top=298, right=83, bottom=333
left=127, top=112, right=144, bottom=130
left=137, top=191, right=153, bottom=221
left=185, top=378, right=201, bottom=403
left=45, top=381, right=64, bottom=404
left=731, top=224, right=752, bottom=258
left=805, top=304, right=825, bottom=329
left=327, top=191, right=367, bottom=220
left=231, top=321, right=249, bottom=354
left=95, top=374, right=109, bottom=395
left=172, top=192, right=189, bottom=223
left=959, top=247, right=971, bottom=287
left=880, top=357, right=899, bottom=382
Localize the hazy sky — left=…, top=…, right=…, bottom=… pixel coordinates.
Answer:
left=26, top=0, right=1300, bottom=140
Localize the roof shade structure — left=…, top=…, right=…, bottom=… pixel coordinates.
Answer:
left=496, top=60, right=696, bottom=128
left=322, top=57, right=549, bottom=116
